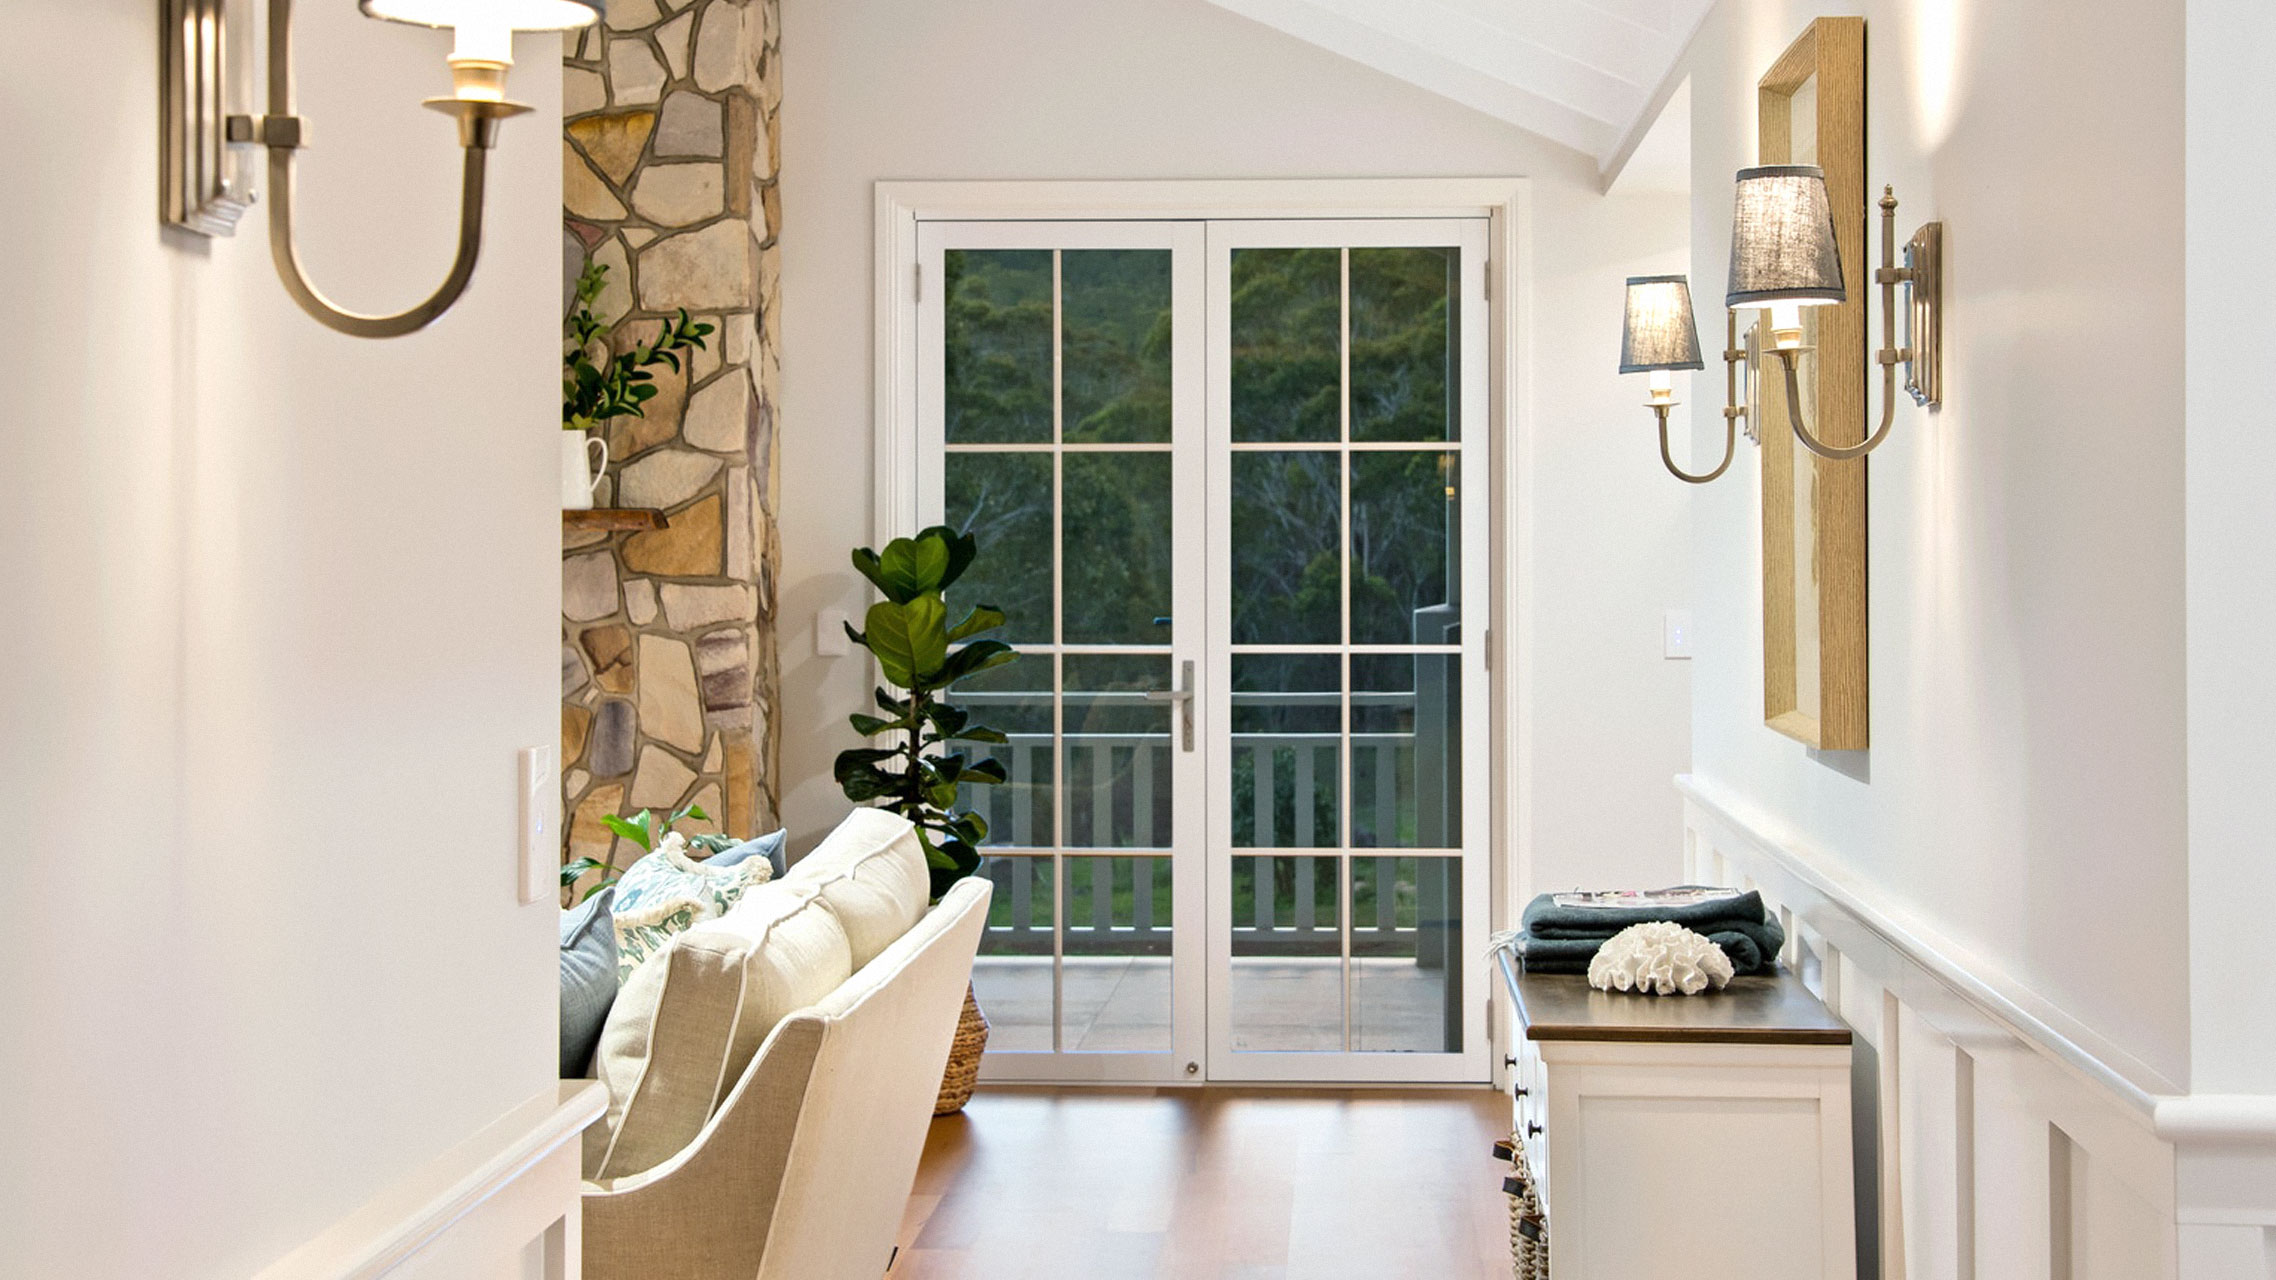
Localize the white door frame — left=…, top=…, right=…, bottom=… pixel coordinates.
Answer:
left=874, top=179, right=1533, bottom=1089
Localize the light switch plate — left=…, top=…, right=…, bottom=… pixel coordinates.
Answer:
left=1664, top=610, right=1694, bottom=660
left=520, top=745, right=558, bottom=905
left=818, top=608, right=853, bottom=657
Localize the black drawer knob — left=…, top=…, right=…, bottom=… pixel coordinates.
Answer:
left=1527, top=1121, right=1543, bottom=1138
left=1513, top=1086, right=1530, bottom=1098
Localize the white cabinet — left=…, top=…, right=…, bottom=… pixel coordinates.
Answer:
left=1499, top=953, right=1857, bottom=1280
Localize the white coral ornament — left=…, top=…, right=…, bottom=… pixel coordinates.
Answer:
left=1587, top=922, right=1735, bottom=996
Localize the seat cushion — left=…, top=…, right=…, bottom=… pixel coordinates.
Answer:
left=584, top=878, right=853, bottom=1182
left=559, top=887, right=619, bottom=1078
left=611, top=833, right=774, bottom=981
left=784, top=809, right=931, bottom=969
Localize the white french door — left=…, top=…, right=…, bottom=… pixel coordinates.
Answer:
left=914, top=215, right=1489, bottom=1084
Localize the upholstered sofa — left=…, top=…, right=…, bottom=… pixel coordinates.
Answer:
left=578, top=810, right=990, bottom=1280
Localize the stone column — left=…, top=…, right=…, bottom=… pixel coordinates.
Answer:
left=559, top=0, right=781, bottom=876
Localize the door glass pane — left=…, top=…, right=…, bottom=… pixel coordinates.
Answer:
left=1062, top=250, right=1172, bottom=444
left=954, top=658, right=1054, bottom=848
left=1350, top=856, right=1462, bottom=1052
left=1352, top=653, right=1460, bottom=849
left=1061, top=855, right=1173, bottom=1051
left=1350, top=450, right=1458, bottom=646
left=974, top=855, right=1056, bottom=1052
left=1229, top=855, right=1341, bottom=1051
left=944, top=250, right=1053, bottom=444
left=1064, top=655, right=1173, bottom=849
left=1063, top=452, right=1172, bottom=644
left=1231, top=654, right=1341, bottom=849
left=945, top=451, right=1053, bottom=646
left=1350, top=246, right=1458, bottom=443
left=1230, top=247, right=1340, bottom=443
left=1231, top=451, right=1340, bottom=644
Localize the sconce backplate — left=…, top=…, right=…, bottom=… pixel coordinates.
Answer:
left=161, top=0, right=256, bottom=236
left=1904, top=221, right=1943, bottom=408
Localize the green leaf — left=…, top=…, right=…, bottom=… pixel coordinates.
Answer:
left=847, top=713, right=899, bottom=737
left=849, top=547, right=890, bottom=597
left=939, top=639, right=1018, bottom=685
left=947, top=605, right=1006, bottom=643
left=863, top=596, right=949, bottom=688
left=946, top=725, right=1010, bottom=746
left=962, top=757, right=1009, bottom=785
left=917, top=525, right=980, bottom=592
left=872, top=534, right=951, bottom=603
left=560, top=856, right=609, bottom=888
left=600, top=814, right=651, bottom=851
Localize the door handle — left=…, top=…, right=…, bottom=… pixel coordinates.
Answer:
left=1145, top=660, right=1197, bottom=752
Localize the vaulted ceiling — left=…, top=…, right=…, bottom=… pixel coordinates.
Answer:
left=1204, top=0, right=1708, bottom=179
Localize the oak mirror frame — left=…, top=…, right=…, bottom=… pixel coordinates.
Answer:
left=1756, top=16, right=1869, bottom=751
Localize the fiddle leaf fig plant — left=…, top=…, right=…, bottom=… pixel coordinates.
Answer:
left=835, top=526, right=1020, bottom=898
left=562, top=259, right=714, bottom=433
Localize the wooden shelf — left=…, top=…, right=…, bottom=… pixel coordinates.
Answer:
left=563, top=508, right=668, bottom=533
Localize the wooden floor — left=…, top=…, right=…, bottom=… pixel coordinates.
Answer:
left=885, top=1086, right=1512, bottom=1280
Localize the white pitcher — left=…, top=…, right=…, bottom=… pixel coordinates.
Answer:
left=561, top=431, right=608, bottom=510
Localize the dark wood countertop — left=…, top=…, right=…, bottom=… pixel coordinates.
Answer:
left=1496, top=949, right=1852, bottom=1046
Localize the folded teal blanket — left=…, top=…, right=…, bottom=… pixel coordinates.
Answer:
left=1515, top=888, right=1784, bottom=976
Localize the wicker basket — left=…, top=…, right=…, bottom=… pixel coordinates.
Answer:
left=933, top=982, right=989, bottom=1116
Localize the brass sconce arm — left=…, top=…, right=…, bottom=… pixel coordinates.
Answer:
left=239, top=0, right=528, bottom=339
left=1767, top=187, right=1942, bottom=461
left=1655, top=403, right=1737, bottom=485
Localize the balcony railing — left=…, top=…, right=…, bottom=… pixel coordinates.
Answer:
left=957, top=689, right=1456, bottom=963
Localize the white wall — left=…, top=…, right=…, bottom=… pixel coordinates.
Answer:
left=1682, top=0, right=2189, bottom=1090
left=2185, top=0, right=2276, bottom=1097
left=777, top=0, right=1694, bottom=905
left=0, top=5, right=564, bottom=1276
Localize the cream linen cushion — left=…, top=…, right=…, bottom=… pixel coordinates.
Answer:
left=583, top=878, right=852, bottom=1182
left=784, top=808, right=931, bottom=969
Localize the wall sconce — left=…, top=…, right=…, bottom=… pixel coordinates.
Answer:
left=1619, top=276, right=1733, bottom=484
left=161, top=0, right=602, bottom=338
left=1726, top=164, right=1944, bottom=459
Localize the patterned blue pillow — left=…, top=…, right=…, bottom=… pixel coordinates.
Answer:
left=559, top=887, right=618, bottom=1078
left=706, top=829, right=788, bottom=878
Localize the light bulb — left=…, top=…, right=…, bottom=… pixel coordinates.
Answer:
left=450, top=23, right=514, bottom=100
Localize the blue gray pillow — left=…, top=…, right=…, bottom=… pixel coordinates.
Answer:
left=706, top=829, right=788, bottom=879
left=559, top=886, right=619, bottom=1078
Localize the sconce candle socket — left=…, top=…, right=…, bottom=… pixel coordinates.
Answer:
left=1620, top=275, right=1734, bottom=485
left=163, top=0, right=603, bottom=338
left=1725, top=165, right=1944, bottom=460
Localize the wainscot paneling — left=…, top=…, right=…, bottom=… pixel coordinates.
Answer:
left=1676, top=776, right=2244, bottom=1280
left=252, top=1083, right=604, bottom=1280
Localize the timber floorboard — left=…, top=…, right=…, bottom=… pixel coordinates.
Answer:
left=885, top=1086, right=1512, bottom=1280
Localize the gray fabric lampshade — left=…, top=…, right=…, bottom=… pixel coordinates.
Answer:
left=1725, top=164, right=1846, bottom=308
left=1620, top=275, right=1705, bottom=373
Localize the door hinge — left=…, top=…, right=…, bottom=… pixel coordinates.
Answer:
left=914, top=262, right=923, bottom=304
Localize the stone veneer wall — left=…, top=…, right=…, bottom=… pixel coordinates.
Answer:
left=559, top=0, right=782, bottom=873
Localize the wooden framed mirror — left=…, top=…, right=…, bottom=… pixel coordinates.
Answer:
left=1757, top=17, right=1869, bottom=750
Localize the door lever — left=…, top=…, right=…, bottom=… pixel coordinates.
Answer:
left=1145, top=660, right=1197, bottom=752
